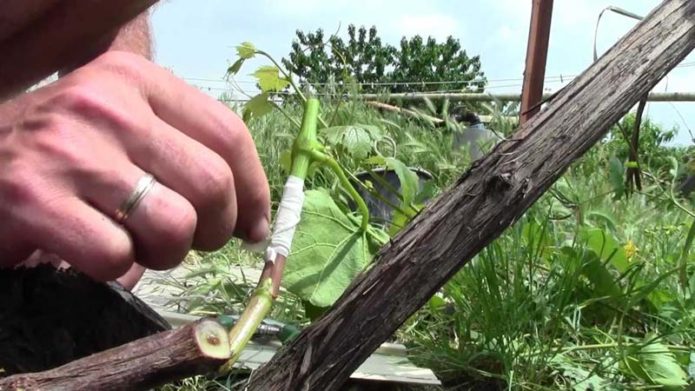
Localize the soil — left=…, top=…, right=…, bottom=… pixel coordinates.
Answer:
left=0, top=265, right=169, bottom=376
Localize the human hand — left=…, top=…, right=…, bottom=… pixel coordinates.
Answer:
left=0, top=51, right=270, bottom=283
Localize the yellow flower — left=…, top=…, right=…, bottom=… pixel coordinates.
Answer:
left=624, top=240, right=638, bottom=260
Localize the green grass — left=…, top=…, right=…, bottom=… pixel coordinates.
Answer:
left=160, top=99, right=695, bottom=390
left=399, top=124, right=695, bottom=389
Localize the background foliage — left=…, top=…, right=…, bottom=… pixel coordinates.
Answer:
left=158, top=27, right=695, bottom=390
left=281, top=24, right=486, bottom=94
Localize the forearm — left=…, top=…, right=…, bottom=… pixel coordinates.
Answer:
left=0, top=0, right=158, bottom=100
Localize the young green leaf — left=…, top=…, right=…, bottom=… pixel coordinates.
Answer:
left=253, top=66, right=290, bottom=92
left=237, top=41, right=257, bottom=59
left=321, top=124, right=384, bottom=159
left=243, top=93, right=273, bottom=122
left=322, top=126, right=373, bottom=159
left=227, top=58, right=245, bottom=76
left=283, top=190, right=384, bottom=308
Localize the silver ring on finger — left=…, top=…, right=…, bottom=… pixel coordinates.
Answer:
left=115, top=173, right=157, bottom=224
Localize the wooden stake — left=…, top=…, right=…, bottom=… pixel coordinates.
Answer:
left=0, top=319, right=230, bottom=391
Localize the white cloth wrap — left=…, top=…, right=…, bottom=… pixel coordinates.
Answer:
left=265, top=176, right=305, bottom=263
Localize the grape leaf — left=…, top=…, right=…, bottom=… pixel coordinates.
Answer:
left=283, top=189, right=382, bottom=308
left=227, top=58, right=245, bottom=75
left=321, top=124, right=383, bottom=159
left=253, top=66, right=290, bottom=92
left=243, top=93, right=273, bottom=122
left=228, top=42, right=257, bottom=76
left=237, top=42, right=256, bottom=59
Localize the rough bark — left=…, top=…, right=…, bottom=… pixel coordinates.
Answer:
left=0, top=319, right=230, bottom=391
left=249, top=1, right=695, bottom=390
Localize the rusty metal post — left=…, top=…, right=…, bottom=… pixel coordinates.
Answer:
left=520, top=0, right=554, bottom=125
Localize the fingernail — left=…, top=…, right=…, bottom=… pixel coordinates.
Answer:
left=247, top=217, right=270, bottom=244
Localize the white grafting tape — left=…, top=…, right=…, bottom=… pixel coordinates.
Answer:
left=265, top=176, right=305, bottom=263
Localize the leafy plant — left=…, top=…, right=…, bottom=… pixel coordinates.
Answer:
left=283, top=189, right=386, bottom=308
left=282, top=25, right=395, bottom=93
left=281, top=24, right=486, bottom=94
left=321, top=124, right=384, bottom=160
left=390, top=35, right=486, bottom=93
left=225, top=42, right=424, bottom=317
